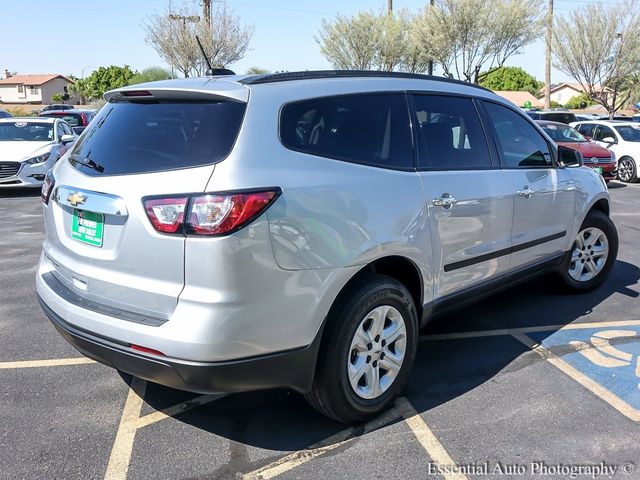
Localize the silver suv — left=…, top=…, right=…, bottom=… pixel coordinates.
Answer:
left=37, top=71, right=618, bottom=423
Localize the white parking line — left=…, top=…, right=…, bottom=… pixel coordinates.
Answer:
left=400, top=398, right=469, bottom=480
left=0, top=357, right=96, bottom=369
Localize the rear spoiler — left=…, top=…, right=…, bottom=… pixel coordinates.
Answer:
left=104, top=80, right=249, bottom=103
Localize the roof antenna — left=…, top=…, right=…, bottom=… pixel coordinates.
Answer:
left=196, top=35, right=235, bottom=76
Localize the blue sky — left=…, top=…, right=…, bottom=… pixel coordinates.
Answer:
left=1, top=0, right=606, bottom=83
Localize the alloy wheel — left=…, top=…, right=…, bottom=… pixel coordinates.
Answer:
left=618, top=158, right=634, bottom=182
left=347, top=305, right=407, bottom=400
left=568, top=227, right=609, bottom=282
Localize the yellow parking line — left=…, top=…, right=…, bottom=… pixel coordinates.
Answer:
left=135, top=394, right=225, bottom=429
left=241, top=399, right=410, bottom=480
left=104, top=377, right=147, bottom=480
left=511, top=331, right=640, bottom=422
left=0, top=357, right=96, bottom=369
left=400, top=398, right=468, bottom=480
left=419, top=319, right=640, bottom=342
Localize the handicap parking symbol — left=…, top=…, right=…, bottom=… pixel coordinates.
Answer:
left=529, top=327, right=640, bottom=415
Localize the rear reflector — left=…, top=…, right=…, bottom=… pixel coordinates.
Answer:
left=143, top=196, right=188, bottom=233
left=142, top=189, right=280, bottom=236
left=131, top=344, right=165, bottom=356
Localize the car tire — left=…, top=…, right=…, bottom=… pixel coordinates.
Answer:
left=304, top=274, right=418, bottom=423
left=556, top=209, right=618, bottom=292
left=617, top=156, right=638, bottom=183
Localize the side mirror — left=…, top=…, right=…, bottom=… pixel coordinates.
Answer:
left=602, top=136, right=616, bottom=144
left=60, top=134, right=75, bottom=144
left=558, top=145, right=583, bottom=167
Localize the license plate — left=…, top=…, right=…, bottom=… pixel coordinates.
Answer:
left=71, top=209, right=104, bottom=247
left=594, top=167, right=603, bottom=175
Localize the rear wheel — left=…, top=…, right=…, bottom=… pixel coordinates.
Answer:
left=617, top=157, right=637, bottom=183
left=556, top=210, right=618, bottom=292
left=305, top=274, right=418, bottom=423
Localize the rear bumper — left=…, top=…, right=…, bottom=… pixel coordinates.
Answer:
left=38, top=294, right=320, bottom=394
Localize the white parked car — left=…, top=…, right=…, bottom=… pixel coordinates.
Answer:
left=570, top=120, right=640, bottom=182
left=0, top=117, right=75, bottom=188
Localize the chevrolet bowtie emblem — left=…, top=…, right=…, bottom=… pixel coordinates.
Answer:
left=67, top=192, right=87, bottom=206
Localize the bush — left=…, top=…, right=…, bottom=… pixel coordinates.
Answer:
left=564, top=93, right=596, bottom=110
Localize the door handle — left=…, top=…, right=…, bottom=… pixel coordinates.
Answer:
left=432, top=193, right=458, bottom=209
left=516, top=186, right=535, bottom=198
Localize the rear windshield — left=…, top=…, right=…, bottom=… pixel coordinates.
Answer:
left=42, top=112, right=83, bottom=126
left=68, top=100, right=246, bottom=176
left=540, top=112, right=577, bottom=124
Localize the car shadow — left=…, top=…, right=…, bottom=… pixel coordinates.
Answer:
left=0, top=187, right=41, bottom=198
left=607, top=181, right=627, bottom=189
left=134, top=260, right=639, bottom=461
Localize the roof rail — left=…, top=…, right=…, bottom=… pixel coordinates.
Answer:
left=240, top=70, right=492, bottom=92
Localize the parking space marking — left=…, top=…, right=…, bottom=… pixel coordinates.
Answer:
left=134, top=393, right=224, bottom=429
left=419, top=319, right=640, bottom=342
left=0, top=357, right=96, bottom=369
left=104, top=381, right=225, bottom=480
left=104, top=377, right=147, bottom=480
left=241, top=399, right=412, bottom=480
left=400, top=398, right=469, bottom=480
left=511, top=331, right=640, bottom=422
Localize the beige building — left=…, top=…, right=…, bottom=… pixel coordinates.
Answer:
left=493, top=91, right=543, bottom=108
left=0, top=71, right=78, bottom=104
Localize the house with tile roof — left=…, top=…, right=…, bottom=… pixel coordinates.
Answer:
left=0, top=71, right=78, bottom=104
left=493, top=91, right=543, bottom=108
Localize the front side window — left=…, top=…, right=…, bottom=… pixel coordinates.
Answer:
left=576, top=123, right=596, bottom=138
left=592, top=125, right=616, bottom=142
left=280, top=93, right=412, bottom=169
left=412, top=95, right=492, bottom=169
left=483, top=102, right=552, bottom=168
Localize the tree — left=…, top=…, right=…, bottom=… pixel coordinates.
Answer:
left=413, top=0, right=545, bottom=83
left=129, top=67, right=174, bottom=85
left=564, top=93, right=596, bottom=110
left=245, top=67, right=269, bottom=75
left=143, top=0, right=253, bottom=78
left=51, top=93, right=63, bottom=102
left=479, top=67, right=542, bottom=95
left=317, top=9, right=430, bottom=73
left=83, top=66, right=135, bottom=97
left=70, top=78, right=99, bottom=104
left=553, top=0, right=640, bottom=118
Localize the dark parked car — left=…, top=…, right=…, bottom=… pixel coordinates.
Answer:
left=40, top=104, right=75, bottom=113
left=38, top=109, right=96, bottom=135
left=525, top=110, right=578, bottom=124
left=0, top=108, right=12, bottom=119
left=537, top=120, right=617, bottom=182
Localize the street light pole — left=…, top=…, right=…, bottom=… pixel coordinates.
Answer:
left=544, top=0, right=553, bottom=110
left=427, top=0, right=435, bottom=75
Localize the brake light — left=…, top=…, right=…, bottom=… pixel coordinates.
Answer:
left=143, top=196, right=188, bottom=233
left=142, top=189, right=280, bottom=236
left=41, top=171, right=55, bottom=205
left=122, top=90, right=152, bottom=97
left=80, top=113, right=88, bottom=125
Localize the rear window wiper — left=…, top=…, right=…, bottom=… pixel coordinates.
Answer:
left=69, top=154, right=105, bottom=173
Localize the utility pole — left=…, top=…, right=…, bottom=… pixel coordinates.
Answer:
left=388, top=0, right=392, bottom=13
left=427, top=0, right=435, bottom=76
left=544, top=0, right=553, bottom=109
left=203, top=0, right=212, bottom=28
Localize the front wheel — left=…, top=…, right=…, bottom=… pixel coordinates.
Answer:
left=556, top=210, right=618, bottom=292
left=617, top=157, right=637, bottom=183
left=305, top=275, right=418, bottom=423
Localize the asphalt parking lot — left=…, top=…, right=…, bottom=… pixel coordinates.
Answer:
left=1, top=182, right=639, bottom=480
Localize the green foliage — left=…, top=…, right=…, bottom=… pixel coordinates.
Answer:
left=51, top=93, right=63, bottom=102
left=564, top=93, right=596, bottom=109
left=550, top=100, right=562, bottom=108
left=480, top=67, right=542, bottom=94
left=129, top=67, right=174, bottom=85
left=246, top=66, right=269, bottom=75
left=85, top=65, right=135, bottom=97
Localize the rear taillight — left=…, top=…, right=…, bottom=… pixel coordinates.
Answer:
left=80, top=113, right=88, bottom=125
left=143, top=189, right=280, bottom=236
left=41, top=171, right=55, bottom=205
left=143, top=196, right=189, bottom=233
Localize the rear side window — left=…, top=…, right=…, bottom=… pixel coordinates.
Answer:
left=280, top=93, right=412, bottom=170
left=483, top=102, right=552, bottom=168
left=69, top=101, right=246, bottom=176
left=592, top=125, right=616, bottom=142
left=412, top=95, right=492, bottom=169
